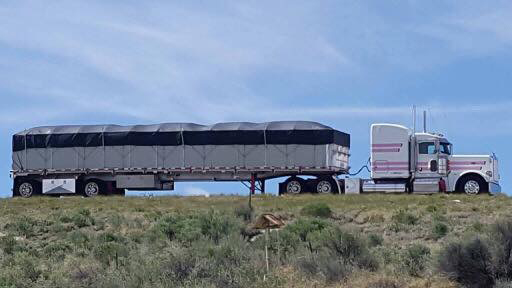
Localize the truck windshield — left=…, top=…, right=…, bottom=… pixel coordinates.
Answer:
left=440, top=143, right=451, bottom=155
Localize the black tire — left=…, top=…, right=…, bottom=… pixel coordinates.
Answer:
left=456, top=175, right=488, bottom=195
left=14, top=179, right=41, bottom=198
left=315, top=177, right=339, bottom=194
left=82, top=180, right=103, bottom=197
left=284, top=177, right=306, bottom=194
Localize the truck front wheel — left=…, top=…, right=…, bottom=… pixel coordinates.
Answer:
left=457, top=175, right=488, bottom=195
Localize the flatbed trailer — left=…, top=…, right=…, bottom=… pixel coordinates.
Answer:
left=11, top=121, right=350, bottom=197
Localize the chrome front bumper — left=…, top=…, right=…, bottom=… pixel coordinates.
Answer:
left=489, top=182, right=502, bottom=195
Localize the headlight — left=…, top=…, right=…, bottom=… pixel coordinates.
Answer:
left=486, top=171, right=493, bottom=177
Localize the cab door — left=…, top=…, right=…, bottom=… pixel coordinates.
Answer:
left=416, top=141, right=439, bottom=178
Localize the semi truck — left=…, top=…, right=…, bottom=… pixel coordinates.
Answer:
left=10, top=121, right=500, bottom=197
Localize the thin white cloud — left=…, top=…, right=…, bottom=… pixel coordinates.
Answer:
left=183, top=186, right=210, bottom=197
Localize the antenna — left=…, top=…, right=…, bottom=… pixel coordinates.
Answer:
left=423, top=110, right=427, bottom=133
left=412, top=105, right=416, bottom=134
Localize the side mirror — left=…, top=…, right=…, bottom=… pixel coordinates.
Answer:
left=430, top=160, right=438, bottom=172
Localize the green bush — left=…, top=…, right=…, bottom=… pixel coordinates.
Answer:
left=68, top=230, right=90, bottom=249
left=301, top=203, right=332, bottom=218
left=285, top=218, right=330, bottom=242
left=295, top=255, right=348, bottom=283
left=234, top=204, right=253, bottom=222
left=402, top=244, right=430, bottom=277
left=425, top=205, right=438, bottom=213
left=367, top=277, right=403, bottom=288
left=489, top=219, right=512, bottom=280
left=312, top=226, right=378, bottom=271
left=43, top=242, right=72, bottom=259
left=156, top=211, right=238, bottom=245
left=368, top=233, right=384, bottom=248
left=0, top=236, right=24, bottom=255
left=391, top=209, right=418, bottom=226
left=438, top=237, right=494, bottom=288
left=69, top=209, right=95, bottom=228
left=93, top=242, right=129, bottom=266
left=432, top=222, right=449, bottom=240
left=5, top=216, right=39, bottom=238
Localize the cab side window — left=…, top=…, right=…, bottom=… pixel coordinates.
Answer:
left=419, top=142, right=436, bottom=154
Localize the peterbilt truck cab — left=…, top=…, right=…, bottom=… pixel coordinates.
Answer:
left=368, top=124, right=501, bottom=194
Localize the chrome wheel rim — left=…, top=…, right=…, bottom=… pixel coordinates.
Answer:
left=464, top=180, right=480, bottom=195
left=317, top=180, right=332, bottom=194
left=19, top=182, right=33, bottom=198
left=85, top=182, right=99, bottom=197
left=286, top=180, right=302, bottom=194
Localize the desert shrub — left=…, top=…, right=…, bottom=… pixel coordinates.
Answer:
left=391, top=209, right=418, bottom=226
left=438, top=237, right=494, bottom=288
left=70, top=209, right=95, bottom=228
left=432, top=222, right=449, bottom=240
left=472, top=221, right=485, bottom=232
left=301, top=203, right=332, bottom=218
left=5, top=216, right=39, bottom=238
left=93, top=242, right=129, bottom=266
left=156, top=211, right=238, bottom=245
left=321, top=257, right=348, bottom=283
left=489, top=219, right=512, bottom=280
left=285, top=218, right=330, bottom=242
left=198, top=210, right=239, bottom=244
left=97, top=232, right=127, bottom=244
left=59, top=214, right=73, bottom=223
left=425, top=205, right=438, bottom=213
left=374, top=246, right=400, bottom=266
left=5, top=252, right=42, bottom=284
left=0, top=236, right=25, bottom=255
left=157, top=235, right=267, bottom=287
left=234, top=204, right=253, bottom=222
left=253, top=229, right=300, bottom=262
left=43, top=241, right=72, bottom=259
left=368, top=233, right=384, bottom=248
left=367, top=277, right=403, bottom=288
left=367, top=213, right=385, bottom=224
left=432, top=212, right=447, bottom=223
left=156, top=214, right=202, bottom=244
left=295, top=255, right=348, bottom=283
left=312, top=226, right=378, bottom=271
left=402, top=244, right=430, bottom=277
left=388, top=222, right=406, bottom=233
left=68, top=230, right=90, bottom=249
left=108, top=214, right=125, bottom=229
left=496, top=280, right=512, bottom=288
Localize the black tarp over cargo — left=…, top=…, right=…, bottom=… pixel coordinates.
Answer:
left=13, top=121, right=350, bottom=152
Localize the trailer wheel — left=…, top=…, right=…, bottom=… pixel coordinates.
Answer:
left=316, top=179, right=336, bottom=194
left=285, top=177, right=305, bottom=194
left=15, top=180, right=36, bottom=198
left=457, top=174, right=488, bottom=195
left=83, top=180, right=102, bottom=197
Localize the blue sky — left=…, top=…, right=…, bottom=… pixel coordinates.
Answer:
left=0, top=1, right=510, bottom=197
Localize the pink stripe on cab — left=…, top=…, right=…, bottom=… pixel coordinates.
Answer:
left=449, top=166, right=482, bottom=171
left=372, top=148, right=400, bottom=153
left=449, top=161, right=486, bottom=165
left=372, top=143, right=403, bottom=148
